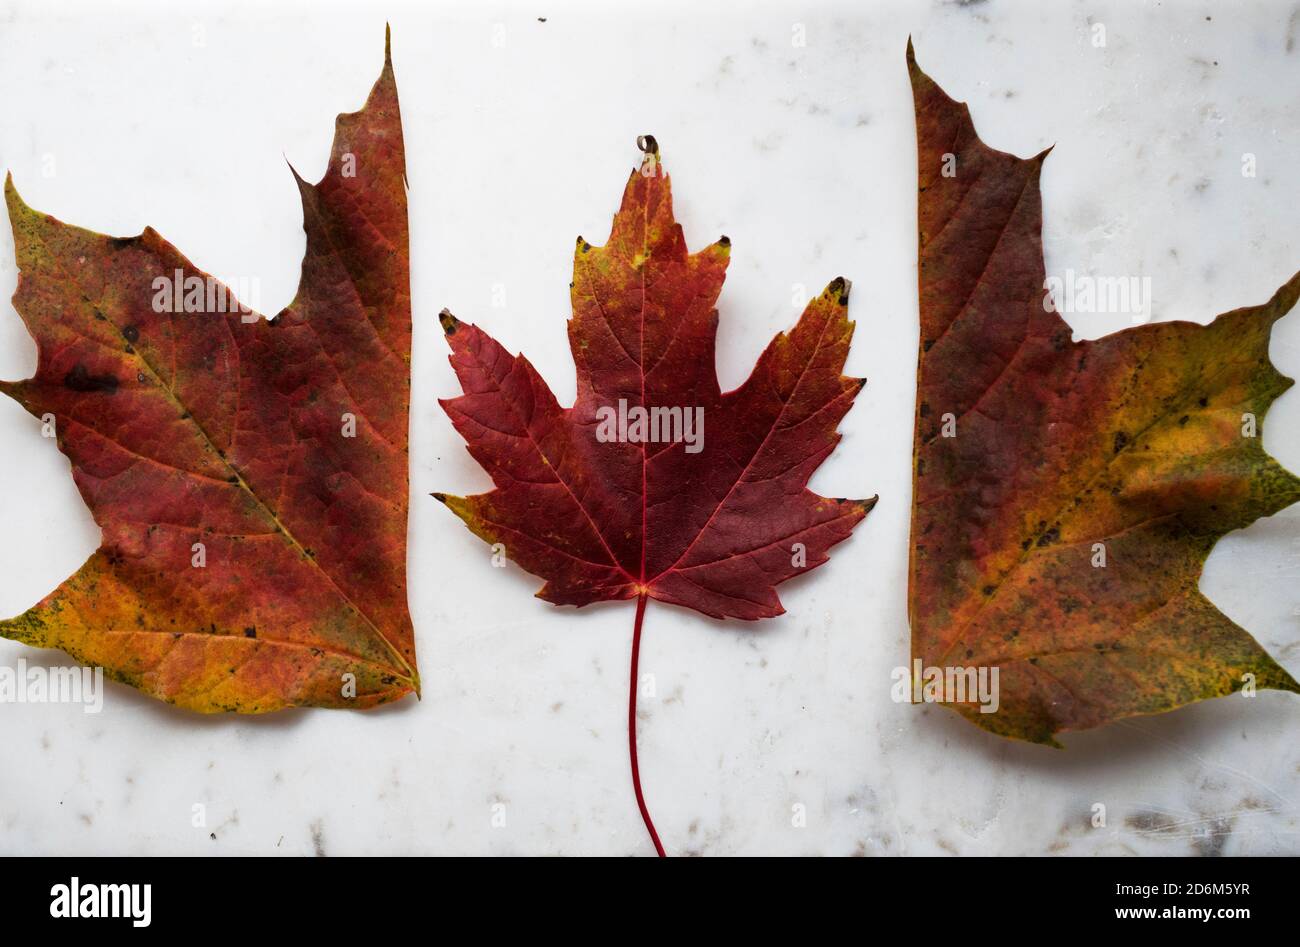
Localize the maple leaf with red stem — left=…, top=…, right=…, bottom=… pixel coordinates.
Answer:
left=435, top=137, right=874, bottom=855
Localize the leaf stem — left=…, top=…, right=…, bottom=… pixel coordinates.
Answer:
left=629, top=593, right=665, bottom=857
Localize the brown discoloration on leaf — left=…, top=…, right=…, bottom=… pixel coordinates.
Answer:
left=0, top=29, right=416, bottom=712
left=907, top=41, right=1300, bottom=745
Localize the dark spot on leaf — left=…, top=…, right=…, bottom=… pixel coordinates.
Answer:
left=63, top=364, right=118, bottom=395
left=1113, top=431, right=1128, bottom=453
left=122, top=324, right=140, bottom=343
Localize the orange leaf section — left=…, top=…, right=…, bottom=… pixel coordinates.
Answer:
left=0, top=32, right=416, bottom=712
left=438, top=142, right=873, bottom=621
left=908, top=42, right=1300, bottom=745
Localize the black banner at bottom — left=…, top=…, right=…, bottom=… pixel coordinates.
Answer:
left=0, top=854, right=1289, bottom=932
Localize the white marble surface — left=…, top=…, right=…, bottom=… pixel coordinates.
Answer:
left=0, top=0, right=1298, bottom=856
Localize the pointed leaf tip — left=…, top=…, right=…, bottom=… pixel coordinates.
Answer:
left=4, top=171, right=26, bottom=214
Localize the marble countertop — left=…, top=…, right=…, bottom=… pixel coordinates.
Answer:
left=0, top=0, right=1297, bottom=855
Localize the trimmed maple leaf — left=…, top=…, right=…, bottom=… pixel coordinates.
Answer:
left=0, top=31, right=416, bottom=712
left=437, top=137, right=873, bottom=853
left=908, top=42, right=1300, bottom=745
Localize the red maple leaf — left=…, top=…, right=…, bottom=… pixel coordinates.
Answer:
left=0, top=31, right=415, bottom=712
left=437, top=137, right=873, bottom=854
left=908, top=42, right=1300, bottom=744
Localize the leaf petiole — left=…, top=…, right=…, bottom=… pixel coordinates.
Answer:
left=629, top=593, right=665, bottom=857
